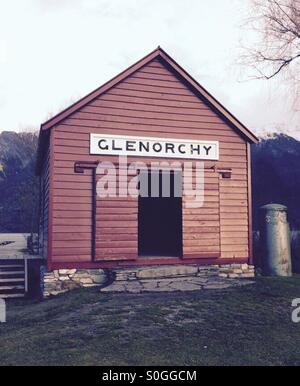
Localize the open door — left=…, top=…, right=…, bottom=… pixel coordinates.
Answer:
left=138, top=171, right=182, bottom=257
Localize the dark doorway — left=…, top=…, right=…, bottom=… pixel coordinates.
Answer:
left=138, top=171, right=182, bottom=257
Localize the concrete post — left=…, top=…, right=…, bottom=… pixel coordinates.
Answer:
left=260, top=204, right=292, bottom=277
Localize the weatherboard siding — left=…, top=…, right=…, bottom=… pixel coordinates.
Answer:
left=49, top=58, right=249, bottom=265
left=39, top=144, right=50, bottom=259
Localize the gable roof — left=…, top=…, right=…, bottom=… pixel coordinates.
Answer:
left=36, top=47, right=258, bottom=173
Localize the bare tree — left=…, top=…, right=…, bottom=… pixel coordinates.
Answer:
left=242, top=0, right=300, bottom=84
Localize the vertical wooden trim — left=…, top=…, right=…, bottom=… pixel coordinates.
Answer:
left=91, top=168, right=96, bottom=261
left=38, top=175, right=42, bottom=255
left=217, top=172, right=221, bottom=257
left=180, top=176, right=183, bottom=259
left=74, top=161, right=99, bottom=261
left=47, top=131, right=54, bottom=270
left=24, top=257, right=28, bottom=293
left=247, top=142, right=253, bottom=265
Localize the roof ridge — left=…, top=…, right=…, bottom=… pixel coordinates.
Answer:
left=41, top=46, right=163, bottom=131
left=36, top=47, right=258, bottom=174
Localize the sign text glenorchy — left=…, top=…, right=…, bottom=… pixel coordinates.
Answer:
left=90, top=134, right=219, bottom=160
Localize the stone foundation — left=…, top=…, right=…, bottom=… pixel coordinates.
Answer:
left=217, top=263, right=255, bottom=278
left=41, top=263, right=255, bottom=297
left=112, top=263, right=255, bottom=281
left=101, top=264, right=255, bottom=293
left=41, top=267, right=108, bottom=297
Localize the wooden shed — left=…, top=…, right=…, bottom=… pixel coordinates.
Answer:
left=36, top=47, right=258, bottom=278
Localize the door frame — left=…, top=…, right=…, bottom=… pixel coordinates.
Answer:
left=137, top=170, right=183, bottom=258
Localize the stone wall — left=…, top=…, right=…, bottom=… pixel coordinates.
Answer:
left=101, top=263, right=255, bottom=293
left=41, top=268, right=108, bottom=297
left=217, top=264, right=255, bottom=278
left=41, top=263, right=255, bottom=297
left=113, top=263, right=255, bottom=281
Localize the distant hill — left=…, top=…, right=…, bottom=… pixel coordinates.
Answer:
left=252, top=133, right=300, bottom=230
left=0, top=131, right=39, bottom=232
left=0, top=130, right=299, bottom=233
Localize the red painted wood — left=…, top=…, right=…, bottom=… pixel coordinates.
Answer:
left=39, top=48, right=258, bottom=143
left=39, top=51, right=255, bottom=268
left=49, top=257, right=249, bottom=270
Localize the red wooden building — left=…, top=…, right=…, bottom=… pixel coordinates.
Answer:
left=36, top=47, right=258, bottom=287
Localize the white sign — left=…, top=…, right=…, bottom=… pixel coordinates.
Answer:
left=90, top=134, right=219, bottom=160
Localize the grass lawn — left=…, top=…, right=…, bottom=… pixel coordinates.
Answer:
left=1, top=276, right=300, bottom=366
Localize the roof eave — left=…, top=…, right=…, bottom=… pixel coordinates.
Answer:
left=39, top=47, right=259, bottom=144
left=157, top=48, right=259, bottom=144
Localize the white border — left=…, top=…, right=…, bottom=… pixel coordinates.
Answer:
left=90, top=133, right=219, bottom=161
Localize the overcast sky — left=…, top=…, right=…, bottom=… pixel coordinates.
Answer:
left=0, top=0, right=299, bottom=139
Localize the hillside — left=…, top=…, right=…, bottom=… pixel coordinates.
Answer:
left=252, top=133, right=300, bottom=230
left=0, top=131, right=39, bottom=232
